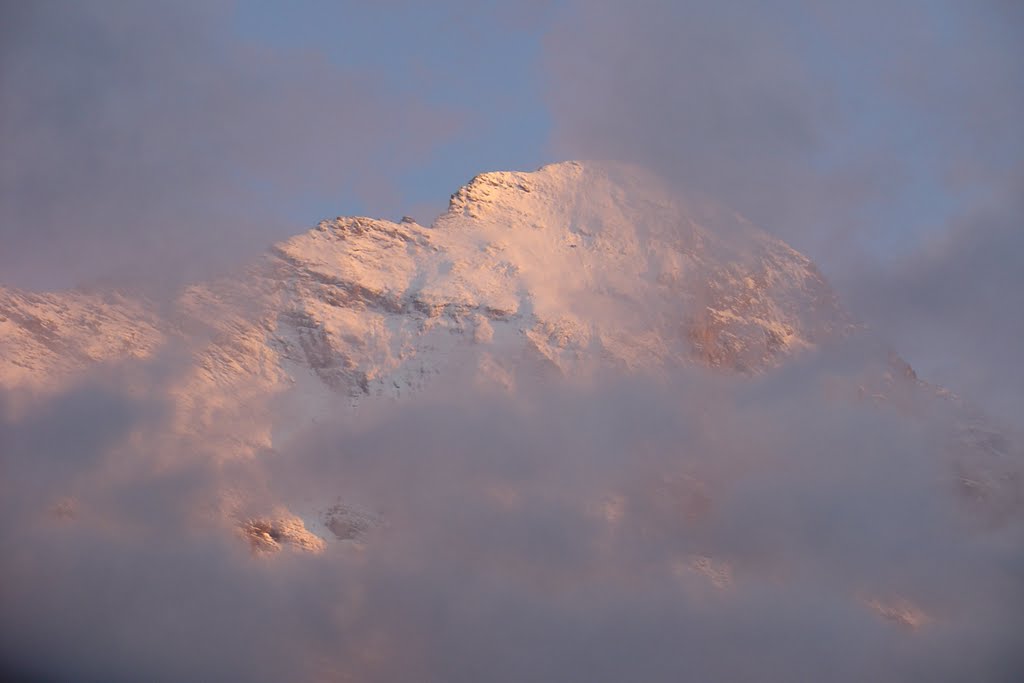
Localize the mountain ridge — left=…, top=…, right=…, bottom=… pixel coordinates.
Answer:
left=1, top=161, right=855, bottom=399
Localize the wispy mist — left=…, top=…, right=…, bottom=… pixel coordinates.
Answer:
left=543, top=0, right=1024, bottom=421
left=0, top=1, right=458, bottom=291
left=2, top=350, right=1021, bottom=681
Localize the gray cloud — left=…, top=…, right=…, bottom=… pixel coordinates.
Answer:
left=541, top=0, right=1024, bottom=421
left=848, top=187, right=1024, bottom=424
left=0, top=1, right=459, bottom=292
left=2, top=351, right=1021, bottom=681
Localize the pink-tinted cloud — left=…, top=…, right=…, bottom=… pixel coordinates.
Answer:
left=2, top=357, right=1021, bottom=681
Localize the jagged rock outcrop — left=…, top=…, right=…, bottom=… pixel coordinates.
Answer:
left=241, top=510, right=326, bottom=555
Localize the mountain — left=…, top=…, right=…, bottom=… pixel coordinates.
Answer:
left=2, top=162, right=849, bottom=395
left=0, top=161, right=1018, bottom=542
left=2, top=161, right=854, bottom=489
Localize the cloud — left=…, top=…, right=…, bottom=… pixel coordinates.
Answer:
left=0, top=1, right=459, bottom=291
left=541, top=0, right=1024, bottom=419
left=849, top=187, right=1024, bottom=423
left=543, top=0, right=1022, bottom=257
left=1, top=350, right=1021, bottom=681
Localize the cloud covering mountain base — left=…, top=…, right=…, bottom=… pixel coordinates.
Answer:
left=2, top=349, right=1021, bottom=682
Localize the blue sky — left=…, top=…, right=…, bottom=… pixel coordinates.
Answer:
left=226, top=0, right=1011, bottom=265
left=232, top=1, right=559, bottom=222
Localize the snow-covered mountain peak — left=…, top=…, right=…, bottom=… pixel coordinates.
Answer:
left=1, top=161, right=1019, bottom=572
left=267, top=160, right=848, bottom=387
left=2, top=161, right=852, bottom=407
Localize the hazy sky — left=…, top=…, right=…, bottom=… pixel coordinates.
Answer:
left=2, top=1, right=1018, bottom=269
